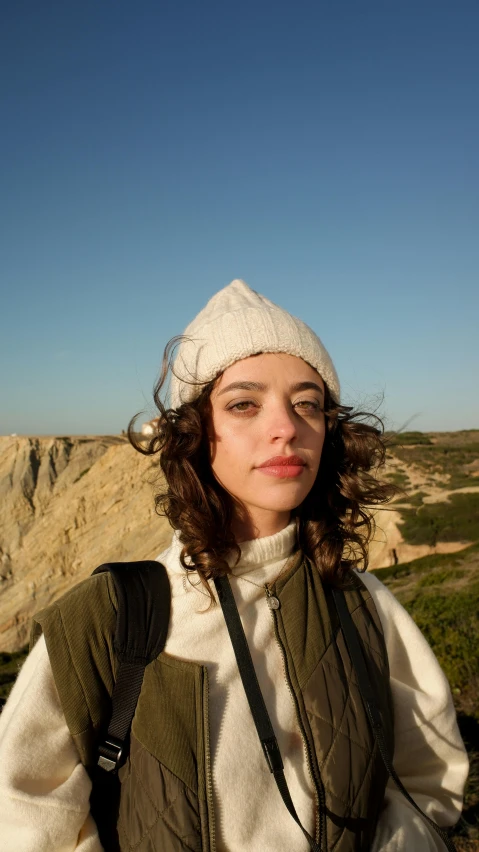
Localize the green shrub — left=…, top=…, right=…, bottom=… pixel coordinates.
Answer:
left=385, top=470, right=410, bottom=488
left=417, top=568, right=466, bottom=586
left=402, top=581, right=479, bottom=703
left=399, top=493, right=479, bottom=546
left=374, top=541, right=479, bottom=582
left=405, top=491, right=427, bottom=507
left=391, top=490, right=427, bottom=507
left=377, top=543, right=479, bottom=722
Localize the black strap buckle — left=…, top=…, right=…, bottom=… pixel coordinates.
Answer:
left=262, top=736, right=284, bottom=773
left=98, top=736, right=124, bottom=772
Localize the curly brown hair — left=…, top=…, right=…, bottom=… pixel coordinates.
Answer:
left=129, top=337, right=397, bottom=600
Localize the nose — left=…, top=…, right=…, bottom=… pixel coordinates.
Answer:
left=267, top=402, right=298, bottom=443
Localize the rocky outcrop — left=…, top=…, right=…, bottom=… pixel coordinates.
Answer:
left=0, top=436, right=172, bottom=651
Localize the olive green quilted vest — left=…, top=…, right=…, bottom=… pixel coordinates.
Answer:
left=32, top=554, right=393, bottom=851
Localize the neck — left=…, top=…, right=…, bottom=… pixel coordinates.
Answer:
left=232, top=508, right=292, bottom=543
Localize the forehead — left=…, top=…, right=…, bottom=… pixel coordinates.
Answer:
left=215, top=352, right=325, bottom=389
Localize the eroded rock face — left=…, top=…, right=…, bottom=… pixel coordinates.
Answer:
left=0, top=436, right=172, bottom=651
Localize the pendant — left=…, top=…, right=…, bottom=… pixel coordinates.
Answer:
left=267, top=595, right=281, bottom=611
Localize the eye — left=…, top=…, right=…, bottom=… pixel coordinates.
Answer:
left=227, top=400, right=258, bottom=413
left=293, top=399, right=323, bottom=414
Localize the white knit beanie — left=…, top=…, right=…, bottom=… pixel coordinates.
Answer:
left=169, top=279, right=340, bottom=408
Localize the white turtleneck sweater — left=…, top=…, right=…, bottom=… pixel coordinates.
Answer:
left=0, top=524, right=469, bottom=851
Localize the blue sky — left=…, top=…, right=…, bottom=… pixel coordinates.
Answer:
left=1, top=0, right=478, bottom=435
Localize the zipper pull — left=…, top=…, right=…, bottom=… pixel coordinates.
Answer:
left=265, top=584, right=281, bottom=611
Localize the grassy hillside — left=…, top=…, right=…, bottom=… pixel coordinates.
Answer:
left=398, top=492, right=479, bottom=546
left=386, top=429, right=479, bottom=491
left=375, top=543, right=479, bottom=849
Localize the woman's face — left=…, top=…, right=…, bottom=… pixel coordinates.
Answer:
left=208, top=352, right=326, bottom=540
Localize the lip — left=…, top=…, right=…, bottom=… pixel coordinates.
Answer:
left=256, top=455, right=306, bottom=479
left=258, top=455, right=306, bottom=467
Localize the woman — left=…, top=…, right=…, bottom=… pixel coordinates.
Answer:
left=0, top=279, right=469, bottom=851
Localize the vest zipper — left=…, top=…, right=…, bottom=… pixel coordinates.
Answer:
left=202, top=666, right=217, bottom=852
left=265, top=583, right=327, bottom=852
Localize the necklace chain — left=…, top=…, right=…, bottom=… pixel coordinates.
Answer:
left=234, top=574, right=266, bottom=589
left=233, top=557, right=291, bottom=590
left=181, top=554, right=294, bottom=596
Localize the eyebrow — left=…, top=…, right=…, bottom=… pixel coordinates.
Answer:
left=217, top=380, right=324, bottom=397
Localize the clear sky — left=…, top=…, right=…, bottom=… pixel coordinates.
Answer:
left=1, top=0, right=478, bottom=435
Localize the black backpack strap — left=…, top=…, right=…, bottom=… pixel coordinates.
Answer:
left=332, top=587, right=457, bottom=852
left=214, top=574, right=324, bottom=852
left=92, top=560, right=170, bottom=771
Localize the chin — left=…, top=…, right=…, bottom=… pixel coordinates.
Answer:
left=255, top=496, right=305, bottom=513
left=263, top=487, right=310, bottom=511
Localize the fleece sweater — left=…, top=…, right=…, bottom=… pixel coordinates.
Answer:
left=0, top=523, right=469, bottom=851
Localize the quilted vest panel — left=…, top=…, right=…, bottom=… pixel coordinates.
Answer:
left=274, top=558, right=393, bottom=851
left=116, top=734, right=202, bottom=852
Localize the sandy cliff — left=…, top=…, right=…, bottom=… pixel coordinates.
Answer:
left=0, top=436, right=172, bottom=651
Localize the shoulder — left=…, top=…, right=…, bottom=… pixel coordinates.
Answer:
left=354, top=569, right=398, bottom=619
left=32, top=570, right=119, bottom=665
left=356, top=570, right=456, bottom=728
left=34, top=570, right=117, bottom=628
left=32, top=572, right=118, bottom=679
left=355, top=569, right=436, bottom=658
left=354, top=568, right=420, bottom=631
left=356, top=568, right=435, bottom=657
left=31, top=572, right=119, bottom=757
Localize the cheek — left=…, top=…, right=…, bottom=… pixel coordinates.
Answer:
left=210, top=417, right=253, bottom=471
left=306, top=420, right=326, bottom=457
